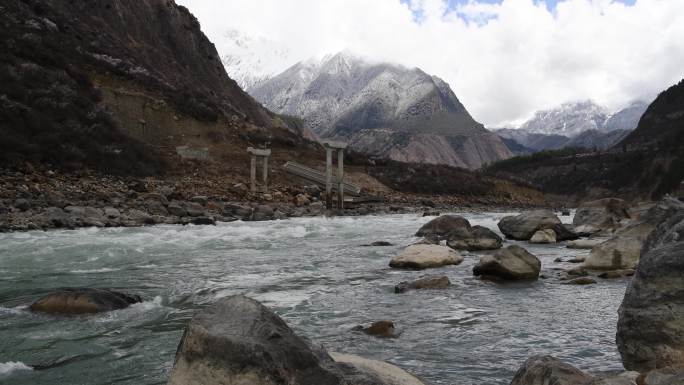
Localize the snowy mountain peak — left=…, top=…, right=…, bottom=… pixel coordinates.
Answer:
left=520, top=100, right=609, bottom=137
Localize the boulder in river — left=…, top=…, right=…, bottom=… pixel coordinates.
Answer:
left=389, top=244, right=463, bottom=269
left=573, top=198, right=632, bottom=235
left=329, top=353, right=426, bottom=385
left=639, top=367, right=684, bottom=385
left=497, top=210, right=566, bottom=240
left=566, top=239, right=603, bottom=249
left=584, top=198, right=682, bottom=270
left=473, top=245, right=541, bottom=280
left=168, top=295, right=423, bottom=385
left=509, top=355, right=593, bottom=385
left=29, top=288, right=142, bottom=315
left=529, top=228, right=556, bottom=244
left=395, top=274, right=451, bottom=293
left=445, top=225, right=503, bottom=251
left=415, top=215, right=470, bottom=238
left=616, top=197, right=684, bottom=372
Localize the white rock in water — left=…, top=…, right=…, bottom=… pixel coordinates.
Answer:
left=389, top=244, right=463, bottom=269
left=529, top=229, right=556, bottom=244
left=330, top=353, right=426, bottom=385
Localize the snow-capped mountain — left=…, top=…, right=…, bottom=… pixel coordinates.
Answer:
left=495, top=100, right=648, bottom=152
left=216, top=29, right=294, bottom=91
left=520, top=100, right=610, bottom=137
left=249, top=52, right=512, bottom=169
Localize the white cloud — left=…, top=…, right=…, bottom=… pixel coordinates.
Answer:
left=177, top=0, right=684, bottom=126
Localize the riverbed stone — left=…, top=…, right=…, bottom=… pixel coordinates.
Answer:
left=29, top=288, right=142, bottom=315
left=168, top=295, right=418, bottom=385
left=389, top=244, right=463, bottom=269
left=497, top=210, right=562, bottom=240
left=395, top=274, right=451, bottom=293
left=529, top=228, right=556, bottom=244
left=616, top=197, right=684, bottom=372
left=509, top=355, right=593, bottom=385
left=473, top=245, right=541, bottom=280
left=567, top=239, right=603, bottom=249
left=415, top=215, right=470, bottom=238
left=445, top=225, right=503, bottom=251
left=640, top=367, right=684, bottom=385
left=563, top=277, right=597, bottom=285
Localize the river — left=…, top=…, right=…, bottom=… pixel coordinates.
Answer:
left=0, top=212, right=628, bottom=385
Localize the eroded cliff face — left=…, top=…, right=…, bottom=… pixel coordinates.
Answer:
left=0, top=0, right=308, bottom=174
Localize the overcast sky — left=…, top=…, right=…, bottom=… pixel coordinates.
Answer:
left=177, top=0, right=684, bottom=126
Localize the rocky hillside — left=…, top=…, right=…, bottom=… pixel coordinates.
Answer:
left=0, top=0, right=313, bottom=175
left=249, top=52, right=512, bottom=169
left=486, top=80, right=684, bottom=200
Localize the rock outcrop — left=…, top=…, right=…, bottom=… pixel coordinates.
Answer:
left=168, top=295, right=425, bottom=385
left=616, top=198, right=684, bottom=372
left=573, top=198, right=632, bottom=235
left=473, top=245, right=541, bottom=280
left=389, top=244, right=463, bottom=270
left=395, top=275, right=451, bottom=293
left=29, top=288, right=142, bottom=315
left=584, top=198, right=682, bottom=270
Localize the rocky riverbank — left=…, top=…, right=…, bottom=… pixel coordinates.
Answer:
left=0, top=166, right=552, bottom=232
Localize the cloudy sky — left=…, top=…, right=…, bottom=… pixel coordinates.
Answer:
left=177, top=0, right=684, bottom=126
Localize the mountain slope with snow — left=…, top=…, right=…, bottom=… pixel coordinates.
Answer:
left=250, top=52, right=512, bottom=169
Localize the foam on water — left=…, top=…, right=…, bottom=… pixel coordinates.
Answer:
left=0, top=361, right=32, bottom=376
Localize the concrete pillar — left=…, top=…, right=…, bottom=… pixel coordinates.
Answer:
left=337, top=149, right=344, bottom=210
left=325, top=148, right=333, bottom=209
left=250, top=155, right=257, bottom=193
left=262, top=156, right=269, bottom=192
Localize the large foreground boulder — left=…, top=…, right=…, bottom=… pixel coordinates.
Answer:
left=616, top=198, right=684, bottom=372
left=509, top=356, right=593, bottom=385
left=584, top=198, right=682, bottom=270
left=498, top=210, right=576, bottom=241
left=415, top=215, right=470, bottom=238
left=168, top=295, right=424, bottom=385
left=573, top=198, right=632, bottom=235
left=473, top=245, right=541, bottom=280
left=29, top=288, right=142, bottom=315
left=389, top=244, right=463, bottom=269
left=445, top=225, right=503, bottom=251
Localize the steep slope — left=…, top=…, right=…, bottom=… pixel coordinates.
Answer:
left=250, top=52, right=512, bottom=169
left=564, top=129, right=630, bottom=150
left=602, top=101, right=648, bottom=132
left=0, top=0, right=311, bottom=174
left=486, top=80, right=684, bottom=199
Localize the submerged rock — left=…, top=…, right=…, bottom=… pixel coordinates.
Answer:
left=563, top=277, right=597, bottom=285
left=395, top=274, right=451, bottom=293
left=473, top=245, right=541, bottom=280
left=415, top=215, right=470, bottom=238
left=353, top=320, right=400, bottom=339
left=497, top=210, right=562, bottom=240
left=445, top=225, right=503, bottom=251
left=29, top=288, right=142, bottom=315
left=509, top=355, right=593, bottom=385
left=566, top=239, right=603, bottom=249
left=168, top=295, right=424, bottom=385
left=389, top=244, right=463, bottom=269
left=529, top=228, right=556, bottom=244
left=362, top=241, right=394, bottom=247
left=616, top=198, right=684, bottom=372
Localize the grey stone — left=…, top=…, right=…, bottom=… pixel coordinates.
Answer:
left=497, top=210, right=562, bottom=240
left=509, top=355, right=593, bottom=385
left=473, top=245, right=541, bottom=280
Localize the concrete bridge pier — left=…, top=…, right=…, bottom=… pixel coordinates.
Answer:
left=247, top=147, right=271, bottom=193
left=323, top=141, right=347, bottom=210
